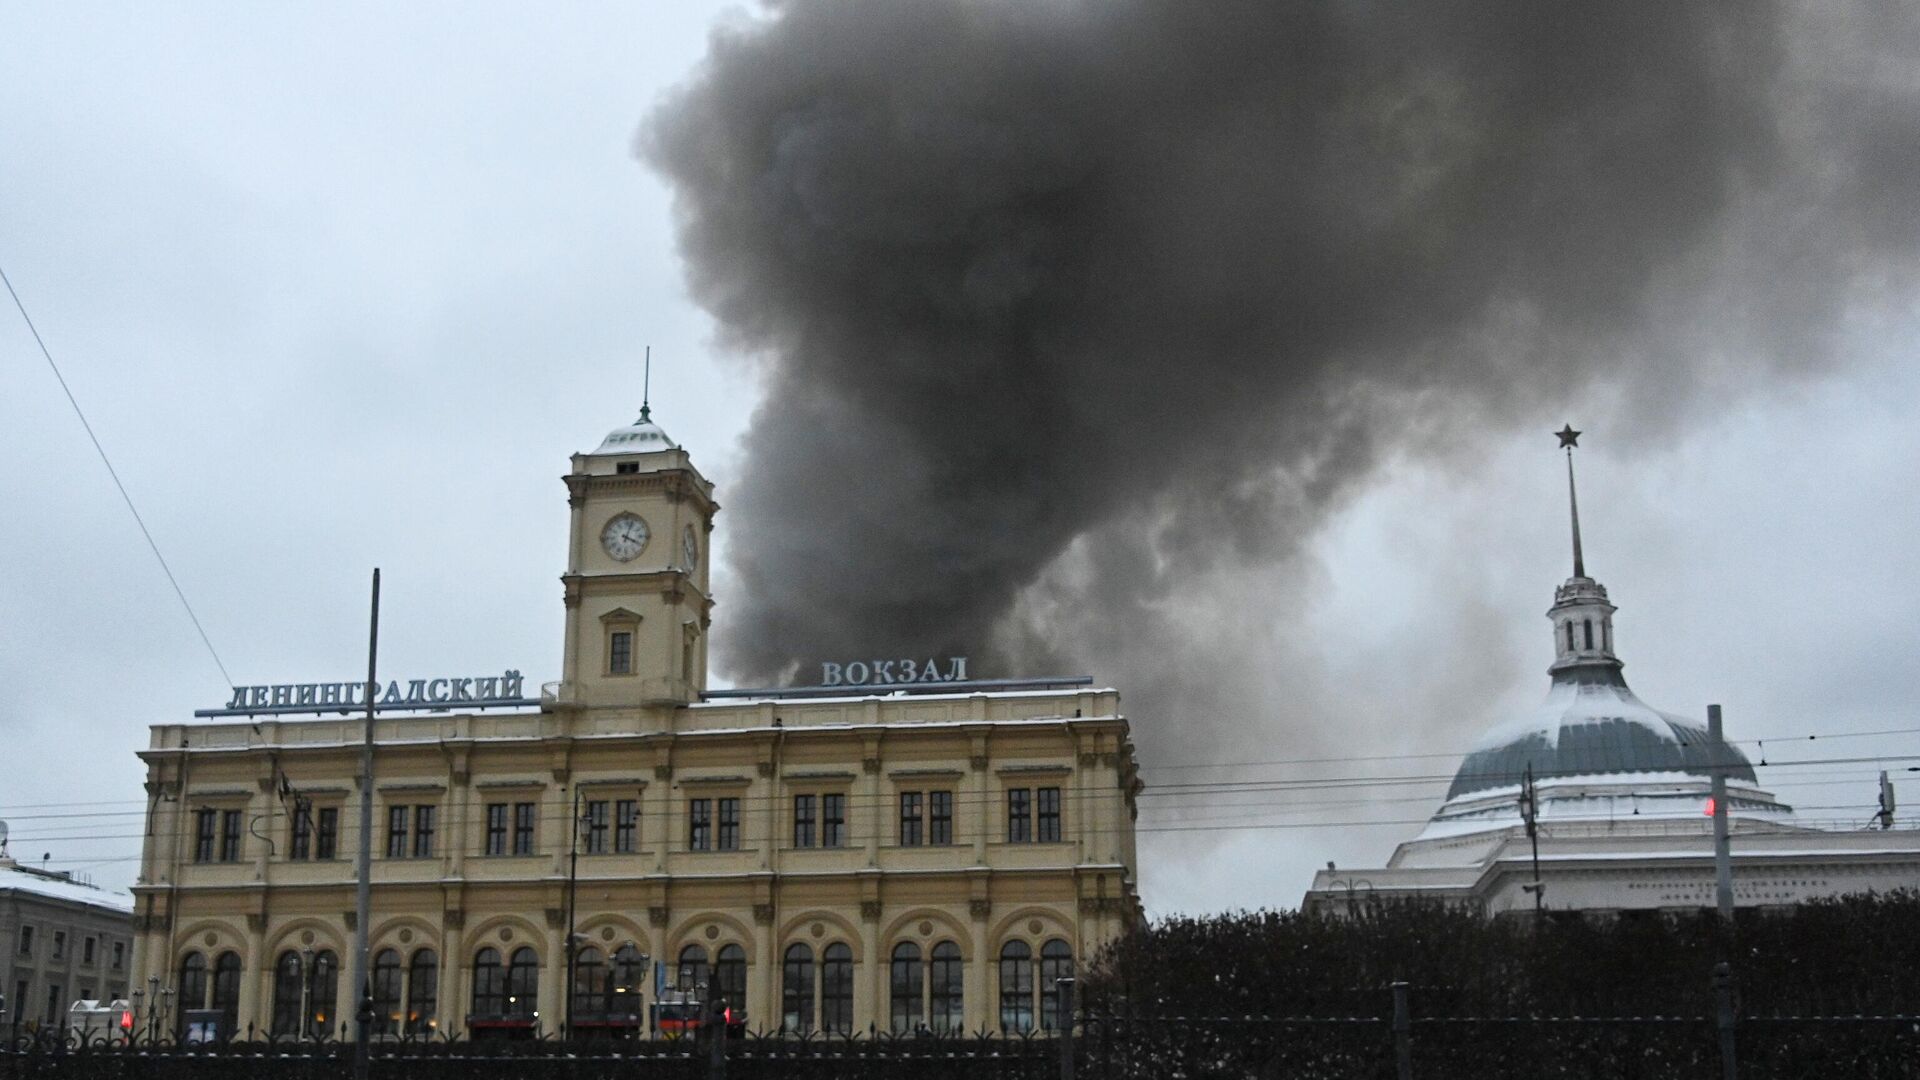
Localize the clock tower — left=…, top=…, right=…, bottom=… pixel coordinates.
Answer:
left=557, top=404, right=717, bottom=709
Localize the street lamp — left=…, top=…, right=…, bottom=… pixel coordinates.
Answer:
left=301, top=948, right=316, bottom=1040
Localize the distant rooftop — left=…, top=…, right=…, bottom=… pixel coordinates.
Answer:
left=0, top=855, right=133, bottom=915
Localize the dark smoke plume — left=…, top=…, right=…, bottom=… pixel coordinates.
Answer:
left=643, top=3, right=1920, bottom=773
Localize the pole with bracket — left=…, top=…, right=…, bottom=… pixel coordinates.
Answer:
left=351, top=570, right=380, bottom=1079
left=1708, top=704, right=1734, bottom=920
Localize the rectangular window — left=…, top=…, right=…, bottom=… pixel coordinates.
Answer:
left=615, top=800, right=638, bottom=853
left=83, top=937, right=95, bottom=965
left=194, top=809, right=217, bottom=863
left=1037, top=787, right=1062, bottom=843
left=689, top=798, right=712, bottom=851
left=413, top=805, right=436, bottom=858
left=290, top=806, right=311, bottom=860
left=609, top=632, right=633, bottom=674
left=584, top=800, right=609, bottom=854
left=793, top=794, right=816, bottom=848
left=485, top=803, right=508, bottom=856
left=52, top=931, right=65, bottom=960
left=219, top=809, right=243, bottom=862
left=45, top=984, right=60, bottom=1026
left=822, top=793, right=846, bottom=848
left=17, top=926, right=31, bottom=956
left=513, top=802, right=536, bottom=855
left=1007, top=788, right=1032, bottom=843
left=718, top=797, right=740, bottom=851
left=929, top=790, right=953, bottom=846
left=316, top=807, right=339, bottom=859
left=14, top=981, right=26, bottom=1019
left=386, top=805, right=410, bottom=858
left=112, top=941, right=125, bottom=970
left=899, top=791, right=923, bottom=846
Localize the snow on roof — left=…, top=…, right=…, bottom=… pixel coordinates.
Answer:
left=0, top=861, right=133, bottom=915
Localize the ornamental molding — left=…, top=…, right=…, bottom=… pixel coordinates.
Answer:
left=545, top=908, right=566, bottom=929
left=968, top=899, right=992, bottom=919
left=860, top=901, right=883, bottom=922
left=649, top=906, right=671, bottom=927
left=753, top=904, right=775, bottom=926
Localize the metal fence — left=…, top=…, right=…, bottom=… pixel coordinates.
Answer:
left=4, top=1009, right=1917, bottom=1079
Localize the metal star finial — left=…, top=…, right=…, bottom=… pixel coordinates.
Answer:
left=1555, top=424, right=1581, bottom=450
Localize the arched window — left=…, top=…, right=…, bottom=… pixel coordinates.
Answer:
left=1565, top=621, right=1575, bottom=652
left=930, top=941, right=964, bottom=1034
left=574, top=946, right=608, bottom=1015
left=781, top=943, right=814, bottom=1033
left=821, top=943, right=853, bottom=1035
left=407, top=950, right=438, bottom=1035
left=1584, top=619, right=1594, bottom=650
left=676, top=944, right=709, bottom=997
left=472, top=947, right=505, bottom=1017
left=1039, top=940, right=1074, bottom=1031
left=1603, top=621, right=1612, bottom=651
left=506, top=947, right=539, bottom=1018
left=370, top=949, right=402, bottom=1035
left=210, top=951, right=242, bottom=1036
left=999, top=941, right=1033, bottom=1034
left=309, top=950, right=339, bottom=1038
left=610, top=945, right=645, bottom=1017
left=271, top=951, right=304, bottom=1038
left=714, top=944, right=748, bottom=1012
left=890, top=942, right=923, bottom=1033
left=177, top=951, right=207, bottom=1009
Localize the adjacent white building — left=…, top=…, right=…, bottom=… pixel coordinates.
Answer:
left=0, top=842, right=135, bottom=1032
left=1304, top=434, right=1920, bottom=916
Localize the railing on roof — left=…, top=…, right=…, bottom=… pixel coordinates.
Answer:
left=703, top=676, right=1095, bottom=701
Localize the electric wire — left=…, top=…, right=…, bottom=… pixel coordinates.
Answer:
left=1, top=260, right=234, bottom=687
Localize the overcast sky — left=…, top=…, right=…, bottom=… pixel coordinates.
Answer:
left=3, top=4, right=1917, bottom=915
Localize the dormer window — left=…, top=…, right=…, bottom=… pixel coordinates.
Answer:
left=615, top=461, right=640, bottom=474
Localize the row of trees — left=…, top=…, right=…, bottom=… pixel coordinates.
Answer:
left=1080, top=891, right=1920, bottom=1018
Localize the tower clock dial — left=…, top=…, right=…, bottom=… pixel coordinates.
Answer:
left=600, top=513, right=650, bottom=562
left=683, top=524, right=700, bottom=570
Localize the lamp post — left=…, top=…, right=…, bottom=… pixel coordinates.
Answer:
left=301, top=948, right=316, bottom=1040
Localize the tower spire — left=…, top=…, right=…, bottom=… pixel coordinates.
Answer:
left=1556, top=424, right=1585, bottom=578
left=639, top=345, right=652, bottom=422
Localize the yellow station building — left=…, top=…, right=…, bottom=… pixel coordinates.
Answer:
left=129, top=406, right=1142, bottom=1040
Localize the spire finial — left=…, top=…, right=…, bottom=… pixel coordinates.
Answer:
left=639, top=345, right=652, bottom=422
left=1556, top=424, right=1585, bottom=577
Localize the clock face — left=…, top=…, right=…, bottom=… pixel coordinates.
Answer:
left=682, top=524, right=700, bottom=570
left=600, top=513, right=650, bottom=562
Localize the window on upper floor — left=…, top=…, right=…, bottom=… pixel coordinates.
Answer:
left=689, top=798, right=712, bottom=851
left=1007, top=789, right=1032, bottom=843
left=413, top=805, right=436, bottom=858
left=17, top=925, right=32, bottom=956
left=1037, top=787, right=1062, bottom=843
left=929, top=791, right=954, bottom=846
left=583, top=800, right=609, bottom=854
left=290, top=804, right=311, bottom=859
left=608, top=631, right=633, bottom=675
left=315, top=807, right=339, bottom=860
left=387, top=805, right=410, bottom=858
left=615, top=461, right=639, bottom=475
left=615, top=799, right=638, bottom=853
left=111, top=941, right=125, bottom=970
left=486, top=803, right=509, bottom=856
left=83, top=936, right=95, bottom=965
left=717, top=797, right=741, bottom=851
left=822, top=793, right=845, bottom=848
left=194, top=809, right=217, bottom=863
left=52, top=931, right=65, bottom=959
left=219, top=809, right=243, bottom=862
left=899, top=792, right=924, bottom=846
left=793, top=794, right=816, bottom=848
left=513, top=802, right=536, bottom=855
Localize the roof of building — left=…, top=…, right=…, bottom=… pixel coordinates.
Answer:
left=1443, top=663, right=1757, bottom=801
left=0, top=857, right=133, bottom=915
left=591, top=405, right=677, bottom=456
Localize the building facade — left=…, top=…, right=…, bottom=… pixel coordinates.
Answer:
left=130, top=406, right=1142, bottom=1040
left=1303, top=433, right=1920, bottom=915
left=1, top=851, right=135, bottom=1033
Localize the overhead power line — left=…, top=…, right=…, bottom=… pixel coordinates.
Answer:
left=1, top=260, right=234, bottom=687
